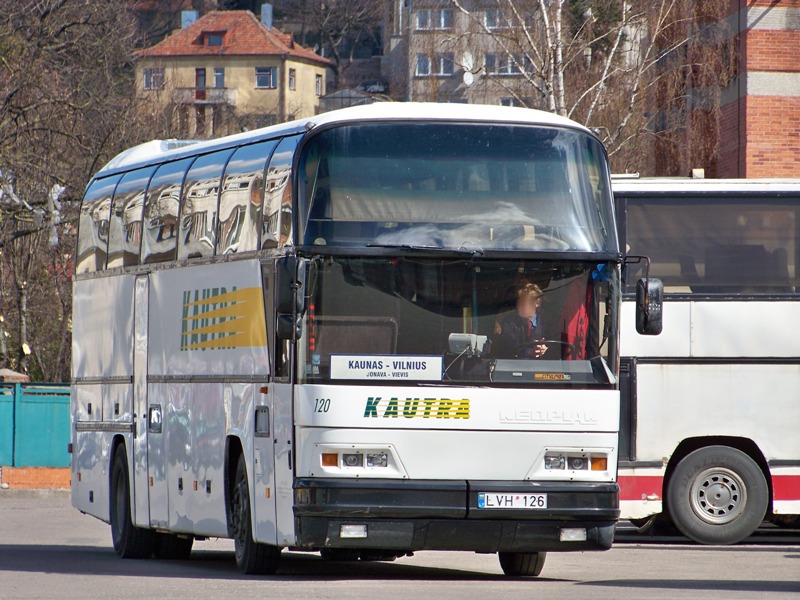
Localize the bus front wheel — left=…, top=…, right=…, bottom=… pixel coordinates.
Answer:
left=498, top=552, right=546, bottom=577
left=231, top=454, right=280, bottom=574
left=666, top=446, right=768, bottom=545
left=110, top=447, right=156, bottom=558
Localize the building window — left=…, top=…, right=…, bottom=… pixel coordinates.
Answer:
left=143, top=68, right=165, bottom=90
left=289, top=68, right=296, bottom=90
left=416, top=54, right=430, bottom=76
left=206, top=33, right=224, bottom=46
left=416, top=8, right=453, bottom=30
left=485, top=53, right=524, bottom=76
left=500, top=97, right=516, bottom=107
left=485, top=9, right=510, bottom=30
left=255, top=67, right=277, bottom=89
left=214, top=67, right=225, bottom=88
left=416, top=53, right=454, bottom=77
left=315, top=74, right=323, bottom=96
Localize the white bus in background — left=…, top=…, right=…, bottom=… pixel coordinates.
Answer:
left=614, top=177, right=800, bottom=544
left=71, top=103, right=661, bottom=577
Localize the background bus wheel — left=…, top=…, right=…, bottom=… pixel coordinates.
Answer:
left=232, top=454, right=280, bottom=574
left=110, top=448, right=156, bottom=558
left=154, top=533, right=193, bottom=560
left=666, top=446, right=768, bottom=545
left=320, top=548, right=361, bottom=561
left=498, top=552, right=546, bottom=577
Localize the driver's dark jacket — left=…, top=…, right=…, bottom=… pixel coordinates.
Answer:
left=491, top=312, right=550, bottom=359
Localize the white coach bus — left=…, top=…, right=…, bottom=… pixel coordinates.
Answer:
left=71, top=103, right=660, bottom=576
left=614, top=177, right=800, bottom=544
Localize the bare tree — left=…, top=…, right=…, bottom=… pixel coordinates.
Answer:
left=0, top=0, right=155, bottom=380
left=444, top=0, right=733, bottom=173
left=277, top=0, right=383, bottom=82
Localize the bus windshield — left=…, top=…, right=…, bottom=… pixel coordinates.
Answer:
left=299, top=257, right=619, bottom=386
left=299, top=123, right=616, bottom=253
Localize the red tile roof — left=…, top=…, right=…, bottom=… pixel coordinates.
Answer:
left=135, top=10, right=331, bottom=66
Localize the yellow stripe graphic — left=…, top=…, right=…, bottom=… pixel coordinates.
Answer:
left=181, top=287, right=266, bottom=350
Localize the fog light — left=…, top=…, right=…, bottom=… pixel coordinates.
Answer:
left=560, top=528, right=587, bottom=542
left=366, top=453, right=388, bottom=468
left=545, top=455, right=565, bottom=470
left=340, top=524, right=367, bottom=539
left=591, top=457, right=608, bottom=471
left=568, top=456, right=588, bottom=470
left=321, top=453, right=338, bottom=467
left=342, top=453, right=363, bottom=467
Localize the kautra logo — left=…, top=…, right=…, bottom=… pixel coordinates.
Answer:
left=363, top=397, right=470, bottom=419
left=180, top=286, right=266, bottom=351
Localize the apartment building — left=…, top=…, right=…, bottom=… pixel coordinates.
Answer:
left=135, top=6, right=330, bottom=138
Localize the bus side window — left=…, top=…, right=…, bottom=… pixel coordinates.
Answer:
left=263, top=135, right=300, bottom=249
left=626, top=196, right=798, bottom=294
left=177, top=149, right=233, bottom=261
left=217, top=140, right=277, bottom=256
left=107, top=167, right=156, bottom=269
left=141, top=158, right=192, bottom=264
left=76, top=175, right=120, bottom=274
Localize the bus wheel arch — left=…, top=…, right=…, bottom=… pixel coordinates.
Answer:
left=663, top=437, right=770, bottom=545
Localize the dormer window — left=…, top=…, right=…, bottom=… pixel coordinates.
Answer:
left=205, top=32, right=224, bottom=46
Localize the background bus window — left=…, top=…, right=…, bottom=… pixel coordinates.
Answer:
left=624, top=197, right=798, bottom=294
left=217, top=140, right=276, bottom=255
left=107, top=167, right=156, bottom=269
left=76, top=175, right=120, bottom=274
left=177, top=149, right=233, bottom=260
left=141, top=158, right=192, bottom=264
left=262, top=136, right=300, bottom=249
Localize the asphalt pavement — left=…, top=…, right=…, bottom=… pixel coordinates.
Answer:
left=0, top=490, right=798, bottom=600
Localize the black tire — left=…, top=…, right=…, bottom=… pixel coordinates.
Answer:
left=666, top=445, right=768, bottom=545
left=498, top=552, right=546, bottom=577
left=231, top=454, right=281, bottom=574
left=110, top=447, right=157, bottom=559
left=320, top=548, right=361, bottom=561
left=155, top=533, right=193, bottom=560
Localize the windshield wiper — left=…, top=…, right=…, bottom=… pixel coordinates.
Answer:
left=366, top=243, right=438, bottom=250
left=366, top=243, right=484, bottom=256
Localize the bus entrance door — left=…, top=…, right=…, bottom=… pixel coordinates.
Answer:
left=133, top=274, right=154, bottom=528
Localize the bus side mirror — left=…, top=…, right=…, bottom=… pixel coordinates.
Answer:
left=636, top=277, right=663, bottom=336
left=276, top=256, right=306, bottom=340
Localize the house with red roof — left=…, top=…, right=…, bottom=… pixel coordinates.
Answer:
left=135, top=7, right=331, bottom=138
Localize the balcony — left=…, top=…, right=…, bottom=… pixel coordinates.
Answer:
left=174, top=87, right=237, bottom=106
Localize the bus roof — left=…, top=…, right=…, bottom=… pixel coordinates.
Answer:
left=97, top=103, right=595, bottom=178
left=612, top=176, right=800, bottom=195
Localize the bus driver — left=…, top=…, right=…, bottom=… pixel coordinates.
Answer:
left=492, top=282, right=550, bottom=359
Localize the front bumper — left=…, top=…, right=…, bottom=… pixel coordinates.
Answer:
left=293, top=478, right=619, bottom=552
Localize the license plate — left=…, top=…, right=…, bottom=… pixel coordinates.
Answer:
left=477, top=492, right=547, bottom=509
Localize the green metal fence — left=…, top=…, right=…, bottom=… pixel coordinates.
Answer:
left=0, top=383, right=71, bottom=467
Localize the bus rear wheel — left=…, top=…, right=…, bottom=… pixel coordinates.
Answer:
left=498, top=552, right=546, bottom=577
left=231, top=454, right=281, bottom=574
left=666, top=446, right=768, bottom=545
left=110, top=447, right=156, bottom=558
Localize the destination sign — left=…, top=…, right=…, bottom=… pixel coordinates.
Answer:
left=330, top=355, right=443, bottom=381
